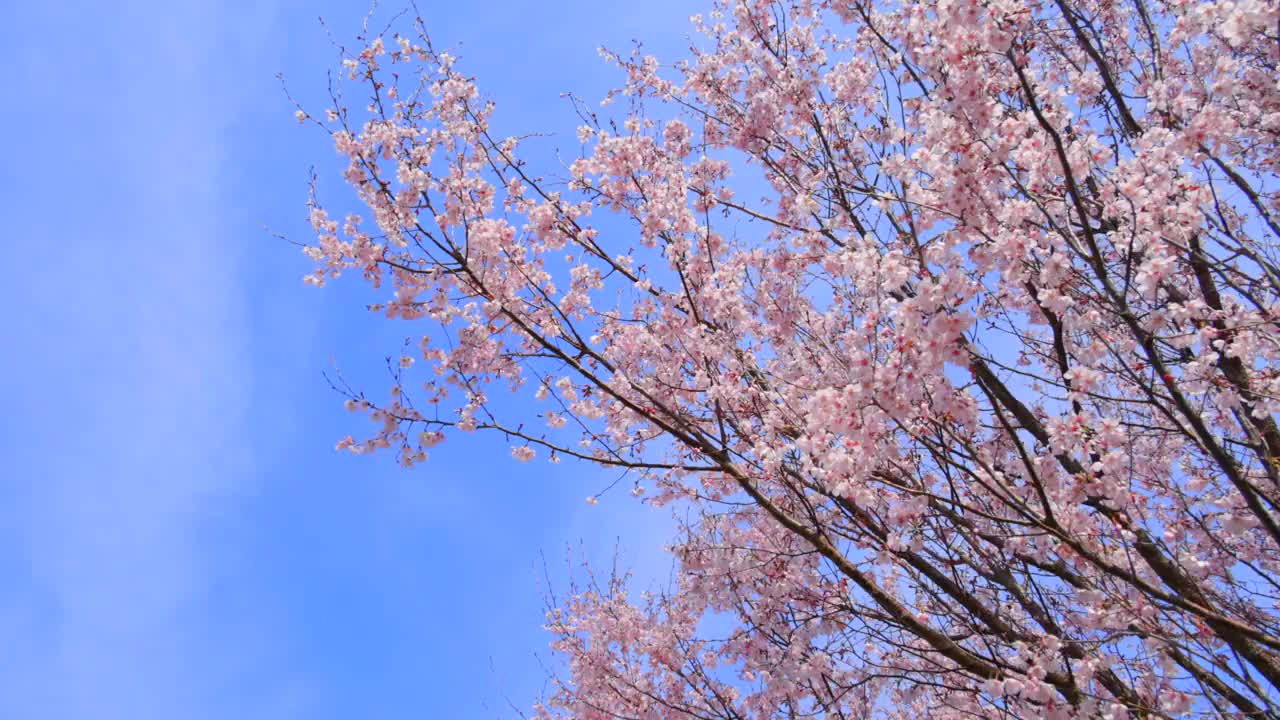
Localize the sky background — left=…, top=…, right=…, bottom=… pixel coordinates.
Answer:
left=0, top=2, right=695, bottom=717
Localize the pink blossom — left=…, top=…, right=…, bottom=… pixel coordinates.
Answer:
left=296, top=3, right=1280, bottom=717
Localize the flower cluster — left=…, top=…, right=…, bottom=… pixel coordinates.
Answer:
left=299, top=1, right=1280, bottom=717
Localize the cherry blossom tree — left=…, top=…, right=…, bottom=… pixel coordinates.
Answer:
left=294, top=0, right=1280, bottom=716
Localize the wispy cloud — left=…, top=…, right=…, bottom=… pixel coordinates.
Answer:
left=0, top=2, right=290, bottom=717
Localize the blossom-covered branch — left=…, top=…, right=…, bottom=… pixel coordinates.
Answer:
left=297, top=0, right=1280, bottom=717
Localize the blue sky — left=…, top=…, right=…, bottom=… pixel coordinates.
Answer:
left=0, top=2, right=693, bottom=717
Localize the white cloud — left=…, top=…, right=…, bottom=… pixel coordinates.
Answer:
left=0, top=1, right=292, bottom=717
